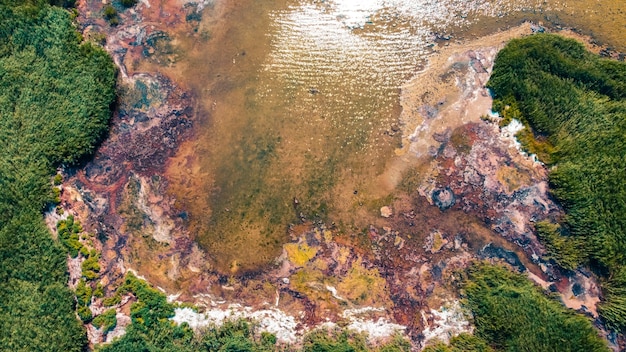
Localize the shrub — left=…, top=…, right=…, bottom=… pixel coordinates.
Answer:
left=75, top=279, right=92, bottom=306
left=423, top=333, right=493, bottom=352
left=93, top=308, right=117, bottom=333
left=463, top=263, right=608, bottom=351
left=103, top=4, right=117, bottom=19
left=102, top=294, right=122, bottom=307
left=489, top=34, right=626, bottom=331
left=77, top=305, right=93, bottom=322
left=93, top=282, right=105, bottom=298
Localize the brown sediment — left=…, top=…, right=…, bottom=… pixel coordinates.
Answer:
left=65, top=0, right=207, bottom=297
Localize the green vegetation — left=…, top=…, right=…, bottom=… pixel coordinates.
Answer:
left=488, top=33, right=626, bottom=331
left=462, top=264, right=607, bottom=351
left=57, top=216, right=83, bottom=257
left=423, top=333, right=493, bottom=352
left=0, top=1, right=116, bottom=350
left=98, top=273, right=411, bottom=351
left=103, top=5, right=119, bottom=26
left=535, top=221, right=585, bottom=271
left=93, top=309, right=118, bottom=334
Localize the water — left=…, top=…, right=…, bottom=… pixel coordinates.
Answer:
left=167, top=0, right=626, bottom=273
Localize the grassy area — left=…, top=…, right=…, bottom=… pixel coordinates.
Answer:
left=0, top=1, right=117, bottom=350
left=429, top=263, right=607, bottom=352
left=423, top=333, right=493, bottom=352
left=487, top=33, right=626, bottom=331
left=464, top=264, right=607, bottom=351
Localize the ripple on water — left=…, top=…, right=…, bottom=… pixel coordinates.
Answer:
left=182, top=0, right=559, bottom=273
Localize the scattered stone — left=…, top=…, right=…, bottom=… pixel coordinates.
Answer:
left=531, top=24, right=545, bottom=33
left=453, top=235, right=463, bottom=250
left=432, top=187, right=456, bottom=210
left=424, top=230, right=449, bottom=254
left=572, top=282, right=584, bottom=297
left=380, top=206, right=393, bottom=218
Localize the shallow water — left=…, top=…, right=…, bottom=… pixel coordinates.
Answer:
left=169, top=0, right=625, bottom=273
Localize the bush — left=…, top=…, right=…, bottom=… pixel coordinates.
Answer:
left=102, top=294, right=122, bottom=307
left=82, top=255, right=101, bottom=280
left=423, top=333, right=493, bottom=352
left=489, top=34, right=626, bottom=331
left=77, top=305, right=93, bottom=322
left=103, top=4, right=117, bottom=19
left=103, top=4, right=119, bottom=25
left=93, top=309, right=117, bottom=333
left=535, top=221, right=585, bottom=270
left=463, top=263, right=608, bottom=351
left=93, top=282, right=105, bottom=298
left=302, top=328, right=368, bottom=352
left=75, top=279, right=92, bottom=306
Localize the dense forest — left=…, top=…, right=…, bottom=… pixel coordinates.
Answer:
left=487, top=34, right=626, bottom=332
left=0, top=0, right=116, bottom=350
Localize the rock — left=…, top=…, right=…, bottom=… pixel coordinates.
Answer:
left=530, top=24, right=545, bottom=33
left=479, top=243, right=525, bottom=272
left=572, top=282, right=584, bottom=297
left=432, top=187, right=456, bottom=210
left=380, top=206, right=393, bottom=218
left=424, top=230, right=448, bottom=254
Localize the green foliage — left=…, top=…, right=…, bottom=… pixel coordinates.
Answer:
left=488, top=34, right=626, bottom=331
left=0, top=1, right=116, bottom=350
left=103, top=4, right=116, bottom=18
left=93, top=309, right=118, bottom=334
left=52, top=186, right=61, bottom=203
left=513, top=127, right=554, bottom=164
left=47, top=0, right=76, bottom=8
left=78, top=305, right=93, bottom=322
left=53, top=173, right=63, bottom=185
left=260, top=331, right=277, bottom=346
left=103, top=5, right=119, bottom=25
left=463, top=263, right=608, bottom=352
left=198, top=319, right=261, bottom=352
left=303, top=329, right=368, bottom=352
left=376, top=334, right=411, bottom=352
left=598, top=267, right=626, bottom=331
left=82, top=255, right=101, bottom=280
left=94, top=282, right=105, bottom=298
left=75, top=279, right=93, bottom=306
left=98, top=272, right=195, bottom=351
left=103, top=294, right=122, bottom=307
left=0, top=278, right=87, bottom=351
left=535, top=221, right=585, bottom=270
left=57, top=217, right=84, bottom=258
left=423, top=333, right=493, bottom=352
